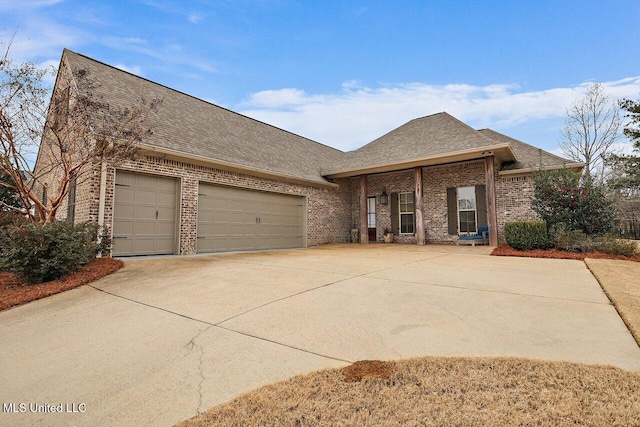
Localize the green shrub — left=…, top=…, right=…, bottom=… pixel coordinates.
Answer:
left=531, top=169, right=615, bottom=235
left=594, top=235, right=640, bottom=257
left=504, top=221, right=550, bottom=250
left=0, top=221, right=103, bottom=284
left=550, top=225, right=595, bottom=252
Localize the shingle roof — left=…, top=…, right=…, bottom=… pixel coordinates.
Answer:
left=477, top=129, right=581, bottom=172
left=324, top=113, right=516, bottom=176
left=60, top=50, right=576, bottom=183
left=62, top=50, right=343, bottom=185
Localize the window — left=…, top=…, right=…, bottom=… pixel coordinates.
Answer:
left=457, top=186, right=476, bottom=233
left=367, top=196, right=376, bottom=228
left=399, top=192, right=414, bottom=234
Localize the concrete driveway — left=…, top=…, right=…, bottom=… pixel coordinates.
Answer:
left=2, top=244, right=639, bottom=426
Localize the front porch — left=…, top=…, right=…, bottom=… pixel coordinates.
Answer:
left=348, top=156, right=499, bottom=246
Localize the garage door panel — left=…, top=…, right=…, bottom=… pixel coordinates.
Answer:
left=197, top=183, right=304, bottom=253
left=113, top=171, right=177, bottom=256
left=135, top=205, right=157, bottom=219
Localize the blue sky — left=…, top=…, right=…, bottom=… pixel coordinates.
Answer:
left=2, top=0, right=640, bottom=154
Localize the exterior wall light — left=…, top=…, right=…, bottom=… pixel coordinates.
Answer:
left=380, top=188, right=389, bottom=205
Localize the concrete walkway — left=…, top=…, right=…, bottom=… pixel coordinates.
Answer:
left=1, top=244, right=639, bottom=426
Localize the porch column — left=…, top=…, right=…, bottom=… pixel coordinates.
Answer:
left=414, top=167, right=425, bottom=245
left=484, top=155, right=498, bottom=246
left=359, top=174, right=368, bottom=244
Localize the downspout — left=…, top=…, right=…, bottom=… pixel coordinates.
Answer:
left=97, top=160, right=108, bottom=249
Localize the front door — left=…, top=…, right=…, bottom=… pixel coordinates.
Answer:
left=367, top=196, right=377, bottom=242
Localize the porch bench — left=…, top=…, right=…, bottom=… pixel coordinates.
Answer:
left=456, top=226, right=489, bottom=246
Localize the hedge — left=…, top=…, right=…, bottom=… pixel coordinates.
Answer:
left=504, top=221, right=550, bottom=251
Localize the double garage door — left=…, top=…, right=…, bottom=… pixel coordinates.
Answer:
left=197, top=182, right=305, bottom=253
left=112, top=171, right=305, bottom=256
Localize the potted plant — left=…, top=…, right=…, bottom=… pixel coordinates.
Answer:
left=383, top=228, right=394, bottom=243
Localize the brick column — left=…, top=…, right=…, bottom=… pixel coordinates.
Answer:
left=359, top=175, right=368, bottom=244
left=180, top=175, right=199, bottom=254
left=484, top=155, right=498, bottom=246
left=415, top=167, right=425, bottom=245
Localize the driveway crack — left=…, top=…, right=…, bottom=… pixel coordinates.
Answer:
left=186, top=326, right=212, bottom=415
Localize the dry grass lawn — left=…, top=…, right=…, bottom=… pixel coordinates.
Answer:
left=586, top=258, right=640, bottom=346
left=179, top=357, right=640, bottom=427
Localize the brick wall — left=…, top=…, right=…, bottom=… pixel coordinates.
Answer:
left=99, top=154, right=352, bottom=254
left=496, top=174, right=540, bottom=240
left=349, top=160, right=539, bottom=244
left=423, top=161, right=487, bottom=243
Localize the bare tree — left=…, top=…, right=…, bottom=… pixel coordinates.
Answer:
left=0, top=39, right=160, bottom=223
left=560, top=83, right=621, bottom=183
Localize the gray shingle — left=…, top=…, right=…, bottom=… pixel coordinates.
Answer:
left=324, top=113, right=509, bottom=175
left=477, top=128, right=578, bottom=171
left=62, top=50, right=575, bottom=182
left=63, top=50, right=343, bottom=185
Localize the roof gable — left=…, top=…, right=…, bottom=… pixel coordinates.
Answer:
left=61, top=50, right=343, bottom=186
left=324, top=113, right=516, bottom=176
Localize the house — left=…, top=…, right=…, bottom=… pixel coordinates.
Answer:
left=34, top=50, right=583, bottom=256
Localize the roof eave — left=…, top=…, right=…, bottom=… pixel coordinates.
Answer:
left=137, top=144, right=339, bottom=189
left=324, top=144, right=517, bottom=178
left=498, top=162, right=585, bottom=176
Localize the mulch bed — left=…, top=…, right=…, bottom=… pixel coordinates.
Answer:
left=343, top=360, right=393, bottom=382
left=492, top=245, right=640, bottom=262
left=0, top=257, right=124, bottom=311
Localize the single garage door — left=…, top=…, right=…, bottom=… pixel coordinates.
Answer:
left=113, top=171, right=178, bottom=256
left=197, top=183, right=305, bottom=253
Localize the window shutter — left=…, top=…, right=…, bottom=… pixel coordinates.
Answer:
left=411, top=192, right=416, bottom=232
left=476, top=185, right=487, bottom=228
left=447, top=187, right=457, bottom=235
left=390, top=192, right=399, bottom=235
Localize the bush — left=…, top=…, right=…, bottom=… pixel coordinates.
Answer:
left=531, top=169, right=615, bottom=235
left=0, top=221, right=103, bottom=284
left=550, top=225, right=595, bottom=252
left=594, top=234, right=640, bottom=257
left=504, top=221, right=550, bottom=250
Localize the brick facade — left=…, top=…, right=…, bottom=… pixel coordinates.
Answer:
left=349, top=160, right=539, bottom=244
left=99, top=154, right=353, bottom=255
left=47, top=151, right=540, bottom=252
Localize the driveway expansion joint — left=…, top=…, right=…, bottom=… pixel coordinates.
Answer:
left=87, top=284, right=352, bottom=364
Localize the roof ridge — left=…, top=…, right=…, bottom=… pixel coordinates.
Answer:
left=62, top=49, right=344, bottom=154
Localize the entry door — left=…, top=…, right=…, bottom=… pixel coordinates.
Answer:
left=367, top=196, right=377, bottom=242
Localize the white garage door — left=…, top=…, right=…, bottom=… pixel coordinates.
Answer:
left=112, top=171, right=178, bottom=256
left=197, top=183, right=305, bottom=253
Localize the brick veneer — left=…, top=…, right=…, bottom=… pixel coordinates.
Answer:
left=44, top=151, right=541, bottom=251
left=99, top=154, right=353, bottom=254
left=349, top=159, right=539, bottom=244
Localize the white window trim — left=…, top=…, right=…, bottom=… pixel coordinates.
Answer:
left=398, top=192, right=415, bottom=235
left=457, top=186, right=478, bottom=235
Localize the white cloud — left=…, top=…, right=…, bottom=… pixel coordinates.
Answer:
left=101, top=36, right=217, bottom=73
left=188, top=13, right=204, bottom=23
left=238, top=77, right=640, bottom=152
left=2, top=18, right=88, bottom=61
left=0, top=0, right=65, bottom=12
left=114, top=63, right=142, bottom=76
